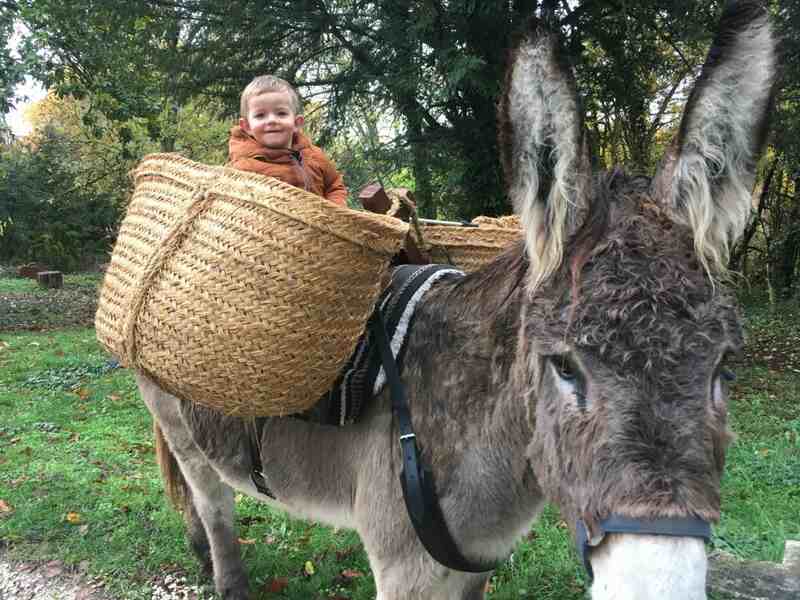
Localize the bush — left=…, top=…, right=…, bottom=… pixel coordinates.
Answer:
left=0, top=128, right=123, bottom=271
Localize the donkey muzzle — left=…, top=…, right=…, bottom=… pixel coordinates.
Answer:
left=576, top=515, right=711, bottom=581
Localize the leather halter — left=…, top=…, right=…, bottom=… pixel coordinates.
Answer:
left=576, top=515, right=712, bottom=581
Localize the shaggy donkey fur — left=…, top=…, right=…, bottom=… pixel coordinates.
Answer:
left=139, top=3, right=776, bottom=598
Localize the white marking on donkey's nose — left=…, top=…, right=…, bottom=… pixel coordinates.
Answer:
left=589, top=534, right=707, bottom=600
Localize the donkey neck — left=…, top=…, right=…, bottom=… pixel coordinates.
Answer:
left=401, top=247, right=537, bottom=492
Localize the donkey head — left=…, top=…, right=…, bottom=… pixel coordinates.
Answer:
left=500, top=2, right=776, bottom=596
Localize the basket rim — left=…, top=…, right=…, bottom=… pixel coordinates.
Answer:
left=133, top=153, right=410, bottom=256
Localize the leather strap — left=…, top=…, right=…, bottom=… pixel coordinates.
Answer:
left=576, top=515, right=711, bottom=580
left=248, top=418, right=275, bottom=499
left=369, top=311, right=497, bottom=573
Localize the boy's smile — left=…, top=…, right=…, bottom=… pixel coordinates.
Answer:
left=240, top=91, right=304, bottom=149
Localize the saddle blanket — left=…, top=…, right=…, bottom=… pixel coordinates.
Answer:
left=320, top=263, right=464, bottom=425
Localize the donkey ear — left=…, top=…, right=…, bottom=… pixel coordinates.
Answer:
left=652, top=1, right=777, bottom=275
left=499, top=20, right=591, bottom=293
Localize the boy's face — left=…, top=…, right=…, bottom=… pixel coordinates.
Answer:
left=240, top=90, right=304, bottom=149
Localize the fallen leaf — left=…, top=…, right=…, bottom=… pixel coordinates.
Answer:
left=341, top=569, right=364, bottom=579
left=44, top=560, right=63, bottom=577
left=304, top=560, right=315, bottom=576
left=75, top=388, right=90, bottom=400
left=0, top=499, right=13, bottom=513
left=108, top=394, right=121, bottom=402
left=758, top=448, right=770, bottom=458
left=66, top=511, right=82, bottom=524
left=265, top=576, right=289, bottom=593
left=238, top=537, right=256, bottom=545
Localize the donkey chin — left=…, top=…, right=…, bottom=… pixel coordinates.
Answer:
left=591, top=535, right=707, bottom=600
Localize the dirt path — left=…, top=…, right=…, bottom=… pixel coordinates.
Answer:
left=0, top=551, right=212, bottom=600
left=0, top=553, right=110, bottom=600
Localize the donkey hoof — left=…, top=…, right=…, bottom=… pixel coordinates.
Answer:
left=220, top=587, right=250, bottom=600
left=218, top=573, right=250, bottom=600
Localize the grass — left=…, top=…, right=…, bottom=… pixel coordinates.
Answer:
left=0, top=279, right=798, bottom=599
left=0, top=272, right=103, bottom=331
left=0, top=327, right=586, bottom=599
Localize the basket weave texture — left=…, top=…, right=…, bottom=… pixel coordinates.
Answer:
left=420, top=215, right=521, bottom=273
left=95, top=154, right=408, bottom=416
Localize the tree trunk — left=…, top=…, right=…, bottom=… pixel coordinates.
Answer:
left=405, top=105, right=435, bottom=219
left=37, top=271, right=63, bottom=289
left=778, top=175, right=800, bottom=297
left=729, top=160, right=777, bottom=272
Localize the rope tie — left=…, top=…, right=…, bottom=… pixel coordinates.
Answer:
left=386, top=189, right=429, bottom=255
left=122, top=183, right=214, bottom=367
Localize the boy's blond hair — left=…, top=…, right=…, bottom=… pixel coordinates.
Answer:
left=240, top=75, right=302, bottom=117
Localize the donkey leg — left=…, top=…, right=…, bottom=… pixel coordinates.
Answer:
left=138, top=375, right=249, bottom=600
left=183, top=489, right=213, bottom=579
left=154, top=421, right=213, bottom=577
left=185, top=476, right=247, bottom=599
left=372, top=556, right=489, bottom=600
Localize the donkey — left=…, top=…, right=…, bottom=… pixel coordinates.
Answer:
left=136, top=2, right=777, bottom=598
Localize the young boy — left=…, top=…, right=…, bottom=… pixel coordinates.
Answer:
left=228, top=75, right=348, bottom=206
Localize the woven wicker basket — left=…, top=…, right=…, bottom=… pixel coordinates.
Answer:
left=95, top=154, right=408, bottom=417
left=420, top=216, right=521, bottom=273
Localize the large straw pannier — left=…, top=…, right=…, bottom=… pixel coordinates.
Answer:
left=95, top=154, right=409, bottom=417
left=423, top=215, right=521, bottom=273
left=95, top=154, right=522, bottom=417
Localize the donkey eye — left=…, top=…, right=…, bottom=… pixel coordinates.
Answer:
left=714, top=352, right=737, bottom=383
left=550, top=355, right=578, bottom=382
left=712, top=355, right=736, bottom=409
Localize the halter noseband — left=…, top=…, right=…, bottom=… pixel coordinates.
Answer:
left=576, top=515, right=712, bottom=581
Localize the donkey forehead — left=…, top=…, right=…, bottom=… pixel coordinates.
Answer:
left=529, top=187, right=743, bottom=373
left=572, top=222, right=742, bottom=371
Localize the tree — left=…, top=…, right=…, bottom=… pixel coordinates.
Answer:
left=1, top=1, right=26, bottom=134
left=0, top=90, right=231, bottom=268
left=10, top=1, right=797, bottom=227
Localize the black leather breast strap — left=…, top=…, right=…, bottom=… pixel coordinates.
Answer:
left=369, top=310, right=498, bottom=573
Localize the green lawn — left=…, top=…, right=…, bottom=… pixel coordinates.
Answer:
left=0, top=281, right=798, bottom=599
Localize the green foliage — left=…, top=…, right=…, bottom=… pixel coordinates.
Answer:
left=0, top=88, right=232, bottom=270
left=0, top=128, right=120, bottom=269
left=0, top=4, right=25, bottom=120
